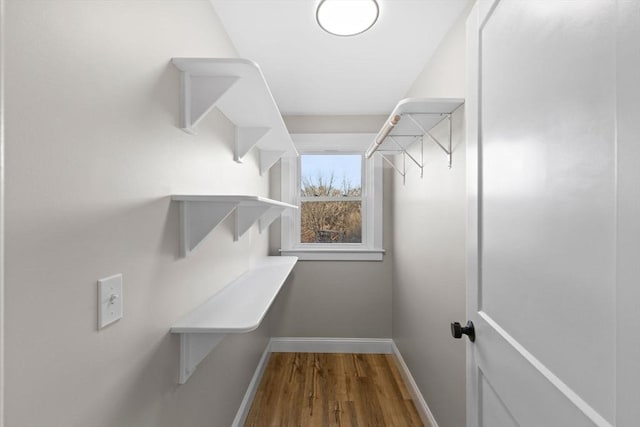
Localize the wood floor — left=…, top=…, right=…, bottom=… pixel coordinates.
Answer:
left=244, top=353, right=425, bottom=427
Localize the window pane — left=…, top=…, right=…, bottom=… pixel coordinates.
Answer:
left=301, top=201, right=362, bottom=243
left=301, top=154, right=362, bottom=197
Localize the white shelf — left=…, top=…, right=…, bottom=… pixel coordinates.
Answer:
left=366, top=98, right=464, bottom=180
left=172, top=58, right=299, bottom=175
left=172, top=195, right=297, bottom=257
left=171, top=256, right=298, bottom=383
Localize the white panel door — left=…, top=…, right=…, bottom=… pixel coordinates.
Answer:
left=465, top=1, right=640, bottom=426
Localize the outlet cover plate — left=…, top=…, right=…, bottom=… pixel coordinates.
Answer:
left=98, top=274, right=123, bottom=329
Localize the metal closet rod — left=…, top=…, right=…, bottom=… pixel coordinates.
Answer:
left=365, top=114, right=400, bottom=159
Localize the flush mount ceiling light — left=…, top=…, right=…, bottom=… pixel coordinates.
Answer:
left=316, top=0, right=380, bottom=37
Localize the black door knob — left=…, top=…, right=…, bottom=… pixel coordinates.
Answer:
left=451, top=320, right=475, bottom=342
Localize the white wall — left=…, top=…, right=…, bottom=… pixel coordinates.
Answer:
left=269, top=115, right=393, bottom=339
left=0, top=0, right=5, bottom=424
left=391, top=4, right=472, bottom=427
left=5, top=2, right=272, bottom=426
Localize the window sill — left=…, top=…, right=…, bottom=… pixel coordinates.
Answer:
left=279, top=248, right=385, bottom=261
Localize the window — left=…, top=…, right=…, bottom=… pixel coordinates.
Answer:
left=300, top=154, right=363, bottom=244
left=280, top=134, right=384, bottom=261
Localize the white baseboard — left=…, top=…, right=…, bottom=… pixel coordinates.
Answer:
left=231, top=340, right=272, bottom=427
left=391, top=342, right=440, bottom=427
left=233, top=338, right=437, bottom=427
left=269, top=337, right=394, bottom=353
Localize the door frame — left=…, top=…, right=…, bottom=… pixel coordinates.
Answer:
left=614, top=2, right=640, bottom=425
left=1, top=0, right=5, bottom=425
left=464, top=2, right=482, bottom=426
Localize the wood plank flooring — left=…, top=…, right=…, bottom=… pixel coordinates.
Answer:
left=244, top=353, right=425, bottom=427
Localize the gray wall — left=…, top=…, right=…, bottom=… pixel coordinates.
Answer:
left=269, top=115, right=393, bottom=339
left=5, top=2, right=271, bottom=426
left=391, top=4, right=472, bottom=427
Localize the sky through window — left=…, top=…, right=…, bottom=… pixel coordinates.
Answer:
left=301, top=154, right=361, bottom=189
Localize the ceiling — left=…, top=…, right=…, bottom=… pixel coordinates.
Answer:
left=209, top=0, right=470, bottom=116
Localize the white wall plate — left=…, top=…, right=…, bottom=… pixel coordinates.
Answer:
left=98, top=274, right=123, bottom=329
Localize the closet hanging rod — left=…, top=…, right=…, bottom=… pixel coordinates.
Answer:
left=365, top=114, right=400, bottom=159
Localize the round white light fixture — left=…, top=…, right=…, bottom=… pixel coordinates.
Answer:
left=316, top=0, right=380, bottom=37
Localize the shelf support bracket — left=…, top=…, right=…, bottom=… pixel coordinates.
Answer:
left=407, top=113, right=453, bottom=169
left=235, top=127, right=272, bottom=163
left=389, top=136, right=424, bottom=173
left=235, top=205, right=272, bottom=241
left=258, top=206, right=286, bottom=233
left=177, top=71, right=240, bottom=134
left=178, top=333, right=226, bottom=384
left=376, top=136, right=424, bottom=184
left=178, top=201, right=237, bottom=257
left=259, top=150, right=287, bottom=176
left=378, top=152, right=406, bottom=185
left=173, top=196, right=297, bottom=256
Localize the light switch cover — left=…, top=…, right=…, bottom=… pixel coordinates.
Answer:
left=98, top=274, right=123, bottom=329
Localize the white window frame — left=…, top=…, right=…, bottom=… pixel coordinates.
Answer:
left=280, top=134, right=384, bottom=261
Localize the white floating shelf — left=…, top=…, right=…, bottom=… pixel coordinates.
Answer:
left=172, top=256, right=298, bottom=383
left=366, top=98, right=464, bottom=180
left=172, top=58, right=299, bottom=175
left=172, top=195, right=297, bottom=257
